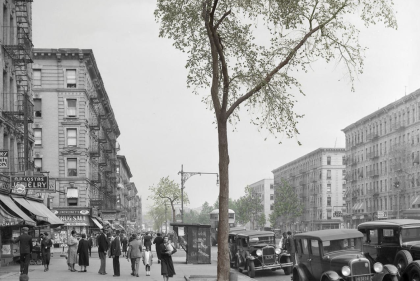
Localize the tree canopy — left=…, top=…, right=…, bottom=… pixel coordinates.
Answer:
left=236, top=186, right=264, bottom=228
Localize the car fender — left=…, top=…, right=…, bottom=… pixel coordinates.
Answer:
left=382, top=264, right=399, bottom=276
left=320, top=271, right=342, bottom=281
left=401, top=260, right=420, bottom=281
left=292, top=264, right=311, bottom=281
left=372, top=271, right=398, bottom=281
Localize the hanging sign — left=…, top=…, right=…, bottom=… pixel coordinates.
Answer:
left=12, top=176, right=49, bottom=191
left=0, top=151, right=8, bottom=168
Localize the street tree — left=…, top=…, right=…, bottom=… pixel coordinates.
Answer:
left=184, top=209, right=200, bottom=224
left=155, top=1, right=396, bottom=279
left=149, top=176, right=189, bottom=222
left=147, top=204, right=167, bottom=232
left=257, top=213, right=267, bottom=230
left=198, top=201, right=214, bottom=224
left=236, top=186, right=264, bottom=229
left=269, top=180, right=303, bottom=229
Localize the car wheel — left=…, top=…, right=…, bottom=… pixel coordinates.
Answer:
left=394, top=250, right=413, bottom=272
left=283, top=257, right=292, bottom=275
left=410, top=265, right=420, bottom=281
left=248, top=260, right=256, bottom=278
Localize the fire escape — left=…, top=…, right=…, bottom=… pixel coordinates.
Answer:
left=2, top=0, right=34, bottom=172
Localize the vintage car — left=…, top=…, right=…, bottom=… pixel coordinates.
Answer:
left=232, top=230, right=293, bottom=278
left=358, top=219, right=420, bottom=280
left=293, top=229, right=399, bottom=281
left=228, top=227, right=247, bottom=268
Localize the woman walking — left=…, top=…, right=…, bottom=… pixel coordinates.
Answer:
left=159, top=236, right=176, bottom=281
left=41, top=232, right=52, bottom=272
left=77, top=233, right=89, bottom=272
left=142, top=247, right=153, bottom=276
left=67, top=230, right=78, bottom=272
left=121, top=234, right=128, bottom=257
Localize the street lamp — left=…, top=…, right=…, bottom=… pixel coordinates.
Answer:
left=178, top=164, right=219, bottom=222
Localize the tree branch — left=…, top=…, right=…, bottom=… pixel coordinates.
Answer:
left=225, top=2, right=349, bottom=118
left=214, top=9, right=231, bottom=30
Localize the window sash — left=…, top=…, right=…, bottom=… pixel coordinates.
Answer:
left=34, top=158, right=42, bottom=169
left=67, top=159, right=77, bottom=176
left=67, top=99, right=77, bottom=116
left=67, top=129, right=77, bottom=146
left=66, top=70, right=76, bottom=84
left=34, top=129, right=42, bottom=146
left=33, top=70, right=41, bottom=86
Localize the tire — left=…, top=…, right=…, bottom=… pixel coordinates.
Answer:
left=394, top=250, right=413, bottom=272
left=410, top=266, right=420, bottom=281
left=283, top=257, right=292, bottom=275
left=293, top=269, right=301, bottom=281
left=248, top=260, right=256, bottom=278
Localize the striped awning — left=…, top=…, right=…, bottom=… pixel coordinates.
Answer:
left=0, top=204, right=24, bottom=227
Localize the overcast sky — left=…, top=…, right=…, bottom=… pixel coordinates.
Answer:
left=33, top=1, right=420, bottom=211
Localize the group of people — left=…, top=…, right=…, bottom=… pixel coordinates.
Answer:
left=280, top=231, right=296, bottom=265
left=13, top=227, right=177, bottom=280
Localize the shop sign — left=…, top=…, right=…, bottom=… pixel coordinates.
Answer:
left=0, top=150, right=9, bottom=168
left=377, top=211, right=388, bottom=219
left=90, top=200, right=103, bottom=208
left=102, top=213, right=116, bottom=221
left=359, top=215, right=364, bottom=219
left=12, top=176, right=49, bottom=191
left=92, top=208, right=99, bottom=218
left=352, top=216, right=357, bottom=220
left=53, top=209, right=90, bottom=216
left=57, top=215, right=89, bottom=226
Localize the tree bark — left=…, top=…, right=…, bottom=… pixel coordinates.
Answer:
left=217, top=118, right=229, bottom=281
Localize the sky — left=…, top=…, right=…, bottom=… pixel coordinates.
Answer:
left=33, top=1, right=420, bottom=212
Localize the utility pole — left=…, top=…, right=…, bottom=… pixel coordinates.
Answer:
left=178, top=165, right=219, bottom=222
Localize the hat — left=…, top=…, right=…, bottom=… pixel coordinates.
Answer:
left=22, top=227, right=29, bottom=231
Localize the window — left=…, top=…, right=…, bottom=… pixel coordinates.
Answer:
left=301, top=239, right=309, bottom=255
left=270, top=204, right=273, bottom=211
left=34, top=128, right=42, bottom=146
left=66, top=69, right=76, bottom=88
left=34, top=158, right=42, bottom=172
left=327, top=156, right=331, bottom=165
left=67, top=129, right=77, bottom=146
left=310, top=240, right=320, bottom=256
left=66, top=99, right=77, bottom=117
left=327, top=197, right=331, bottom=206
left=327, top=170, right=331, bottom=179
left=270, top=194, right=274, bottom=200
left=34, top=99, right=42, bottom=117
left=33, top=69, right=41, bottom=87
left=327, top=184, right=331, bottom=193
left=270, top=184, right=274, bottom=189
left=67, top=158, right=77, bottom=176
left=327, top=210, right=332, bottom=219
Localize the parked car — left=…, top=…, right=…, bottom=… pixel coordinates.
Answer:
left=228, top=228, right=247, bottom=268
left=358, top=219, right=420, bottom=280
left=232, top=230, right=293, bottom=278
left=293, top=229, right=398, bottom=281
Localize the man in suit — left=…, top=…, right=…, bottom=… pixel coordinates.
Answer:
left=286, top=231, right=296, bottom=265
left=111, top=230, right=122, bottom=277
left=97, top=228, right=109, bottom=275
left=13, top=227, right=33, bottom=275
left=127, top=234, right=143, bottom=277
left=153, top=233, right=164, bottom=264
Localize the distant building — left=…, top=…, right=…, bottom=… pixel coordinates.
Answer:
left=342, top=89, right=420, bottom=228
left=248, top=179, right=274, bottom=228
left=272, top=148, right=346, bottom=231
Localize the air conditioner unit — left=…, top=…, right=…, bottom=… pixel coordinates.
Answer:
left=35, top=167, right=42, bottom=172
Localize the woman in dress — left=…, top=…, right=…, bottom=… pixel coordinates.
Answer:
left=77, top=233, right=89, bottom=272
left=159, top=236, right=176, bottom=281
left=121, top=234, right=128, bottom=257
left=67, top=230, right=79, bottom=272
left=41, top=232, right=53, bottom=272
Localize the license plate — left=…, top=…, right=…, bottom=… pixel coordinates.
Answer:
left=265, top=255, right=273, bottom=259
left=356, top=276, right=370, bottom=281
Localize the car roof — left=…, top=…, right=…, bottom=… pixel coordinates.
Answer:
left=294, top=229, right=363, bottom=241
left=237, top=230, right=275, bottom=237
left=358, top=219, right=420, bottom=229
left=229, top=227, right=247, bottom=235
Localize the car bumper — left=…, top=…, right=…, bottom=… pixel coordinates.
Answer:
left=254, top=262, right=293, bottom=271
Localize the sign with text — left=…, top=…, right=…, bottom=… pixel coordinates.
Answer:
left=377, top=211, right=388, bottom=219
left=101, top=213, right=116, bottom=221
left=90, top=200, right=104, bottom=208
left=0, top=151, right=8, bottom=169
left=333, top=211, right=343, bottom=217
left=12, top=176, right=49, bottom=190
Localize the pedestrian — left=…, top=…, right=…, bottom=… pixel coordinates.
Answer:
left=153, top=233, right=164, bottom=264
left=77, top=233, right=89, bottom=272
left=97, top=228, right=109, bottom=275
left=286, top=231, right=296, bottom=265
left=41, top=232, right=52, bottom=272
left=13, top=227, right=32, bottom=276
left=67, top=230, right=79, bottom=272
left=142, top=246, right=153, bottom=276
left=159, top=236, right=176, bottom=281
left=121, top=234, right=128, bottom=257
left=281, top=232, right=287, bottom=250
left=111, top=230, right=122, bottom=277
left=143, top=232, right=152, bottom=251
left=87, top=234, right=93, bottom=257
left=127, top=233, right=142, bottom=277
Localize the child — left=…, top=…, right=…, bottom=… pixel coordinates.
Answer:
left=141, top=247, right=153, bottom=276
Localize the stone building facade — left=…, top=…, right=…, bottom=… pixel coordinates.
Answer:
left=272, top=148, right=346, bottom=231
left=342, top=89, right=420, bottom=228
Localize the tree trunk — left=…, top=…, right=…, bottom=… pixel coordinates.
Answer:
left=217, top=119, right=230, bottom=281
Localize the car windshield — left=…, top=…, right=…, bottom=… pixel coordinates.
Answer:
left=249, top=236, right=275, bottom=244
left=322, top=238, right=362, bottom=254
left=401, top=228, right=420, bottom=243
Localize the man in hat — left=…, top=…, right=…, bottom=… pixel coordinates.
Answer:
left=110, top=230, right=122, bottom=277
left=97, top=228, right=109, bottom=275
left=13, top=227, right=33, bottom=275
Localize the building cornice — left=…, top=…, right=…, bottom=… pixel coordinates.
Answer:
left=117, top=155, right=133, bottom=178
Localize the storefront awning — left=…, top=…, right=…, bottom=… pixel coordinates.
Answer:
left=352, top=202, right=360, bottom=210
left=113, top=223, right=125, bottom=232
left=66, top=188, right=78, bottom=198
left=0, top=194, right=36, bottom=226
left=0, top=203, right=23, bottom=227
left=412, top=195, right=420, bottom=207
left=91, top=217, right=103, bottom=229
left=13, top=197, right=64, bottom=227
left=358, top=202, right=365, bottom=212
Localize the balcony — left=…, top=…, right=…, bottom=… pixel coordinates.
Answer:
left=391, top=163, right=402, bottom=172
left=89, top=141, right=100, bottom=157
left=2, top=93, right=34, bottom=125
left=349, top=158, right=357, bottom=166
left=89, top=116, right=100, bottom=131
left=98, top=129, right=107, bottom=143
left=392, top=122, right=406, bottom=131
left=368, top=170, right=380, bottom=177
left=299, top=179, right=307, bottom=186
left=367, top=132, right=379, bottom=141
left=367, top=151, right=379, bottom=160
left=98, top=154, right=108, bottom=167
left=299, top=169, right=306, bottom=174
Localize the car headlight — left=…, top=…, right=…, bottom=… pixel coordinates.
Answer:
left=342, top=266, right=351, bottom=276
left=275, top=248, right=281, bottom=255
left=256, top=249, right=262, bottom=256
left=374, top=262, right=383, bottom=273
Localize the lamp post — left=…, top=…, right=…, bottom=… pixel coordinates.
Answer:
left=178, top=165, right=219, bottom=222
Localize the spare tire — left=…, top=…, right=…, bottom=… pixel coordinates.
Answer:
left=394, top=250, right=413, bottom=273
